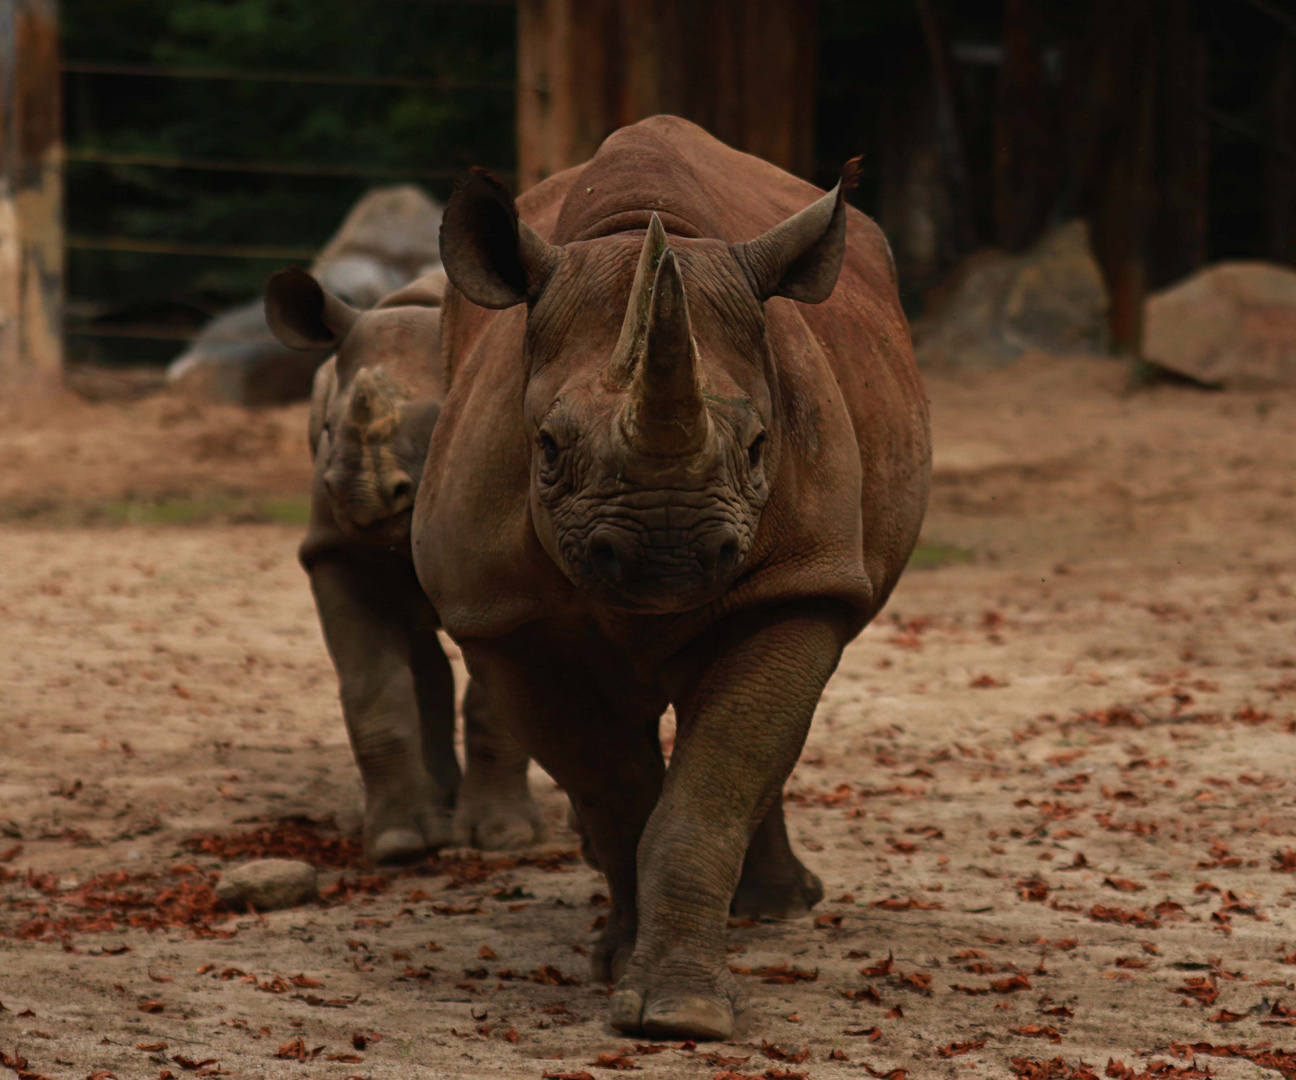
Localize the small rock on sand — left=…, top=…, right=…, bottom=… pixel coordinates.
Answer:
left=214, top=858, right=318, bottom=911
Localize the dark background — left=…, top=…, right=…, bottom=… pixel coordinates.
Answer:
left=63, top=0, right=1296, bottom=366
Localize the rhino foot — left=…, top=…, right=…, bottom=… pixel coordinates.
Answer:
left=365, top=801, right=454, bottom=865
left=452, top=792, right=544, bottom=851
left=590, top=918, right=635, bottom=984
left=730, top=855, right=823, bottom=920
left=609, top=961, right=747, bottom=1041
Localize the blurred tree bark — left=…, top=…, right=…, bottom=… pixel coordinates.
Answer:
left=993, top=0, right=1056, bottom=252
left=517, top=0, right=816, bottom=191
left=1061, top=0, right=1208, bottom=352
left=0, top=0, right=62, bottom=388
left=1265, top=35, right=1296, bottom=265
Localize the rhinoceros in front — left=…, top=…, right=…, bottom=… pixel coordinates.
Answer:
left=414, top=116, right=931, bottom=1039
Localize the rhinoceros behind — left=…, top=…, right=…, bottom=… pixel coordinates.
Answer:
left=263, top=266, right=542, bottom=862
left=415, top=116, right=931, bottom=1039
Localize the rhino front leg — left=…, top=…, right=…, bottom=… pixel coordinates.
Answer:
left=452, top=679, right=544, bottom=850
left=310, top=557, right=458, bottom=863
left=610, top=603, right=846, bottom=1041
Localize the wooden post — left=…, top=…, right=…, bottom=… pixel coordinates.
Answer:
left=517, top=0, right=816, bottom=192
left=0, top=0, right=61, bottom=389
left=1264, top=35, right=1296, bottom=265
left=993, top=0, right=1055, bottom=253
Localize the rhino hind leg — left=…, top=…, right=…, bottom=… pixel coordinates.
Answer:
left=309, top=557, right=458, bottom=865
left=730, top=799, right=824, bottom=920
left=452, top=680, right=544, bottom=850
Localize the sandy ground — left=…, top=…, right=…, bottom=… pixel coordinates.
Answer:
left=3, top=355, right=1296, bottom=1079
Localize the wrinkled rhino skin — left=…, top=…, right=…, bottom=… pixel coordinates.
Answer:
left=414, top=116, right=931, bottom=1038
left=263, top=268, right=542, bottom=864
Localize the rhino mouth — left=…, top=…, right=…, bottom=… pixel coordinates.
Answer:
left=561, top=515, right=748, bottom=613
left=334, top=505, right=413, bottom=547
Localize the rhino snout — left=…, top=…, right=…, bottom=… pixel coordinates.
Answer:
left=583, top=520, right=744, bottom=608
left=324, top=464, right=416, bottom=532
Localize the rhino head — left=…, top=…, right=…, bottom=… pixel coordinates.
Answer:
left=265, top=267, right=441, bottom=544
left=440, top=164, right=856, bottom=612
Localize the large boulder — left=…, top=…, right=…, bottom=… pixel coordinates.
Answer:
left=912, top=220, right=1109, bottom=369
left=1143, top=261, right=1296, bottom=388
left=167, top=185, right=443, bottom=406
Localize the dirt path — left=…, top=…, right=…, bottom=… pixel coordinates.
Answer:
left=2, top=358, right=1296, bottom=1079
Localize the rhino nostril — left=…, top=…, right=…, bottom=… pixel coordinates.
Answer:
left=590, top=540, right=621, bottom=584
left=390, top=479, right=412, bottom=505
left=715, top=539, right=739, bottom=576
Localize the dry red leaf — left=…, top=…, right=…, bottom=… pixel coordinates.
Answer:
left=1206, top=1009, right=1246, bottom=1023
left=289, top=974, right=322, bottom=988
left=749, top=965, right=817, bottom=984
left=169, top=1055, right=218, bottom=1071
left=861, top=1067, right=907, bottom=1080
left=1174, top=975, right=1219, bottom=1006
left=590, top=1052, right=638, bottom=1070
left=137, top=1000, right=164, bottom=1013
left=829, top=1049, right=849, bottom=1061
left=273, top=1037, right=322, bottom=1062
left=760, top=1042, right=809, bottom=1064
left=870, top=896, right=944, bottom=911
left=894, top=971, right=933, bottom=995
left=1018, top=877, right=1050, bottom=902
left=842, top=985, right=881, bottom=1003
left=704, top=1053, right=752, bottom=1067
left=1273, top=849, right=1296, bottom=872
left=1013, top=1025, right=1063, bottom=1043
left=135, top=1043, right=167, bottom=1052
left=542, top=1073, right=595, bottom=1080
left=1089, top=905, right=1159, bottom=929
left=885, top=1004, right=904, bottom=1019
left=478, top=945, right=497, bottom=960
left=1114, top=958, right=1148, bottom=969
left=938, top=1040, right=986, bottom=1058
left=992, top=973, right=1033, bottom=993
left=860, top=952, right=894, bottom=977
left=1103, top=877, right=1147, bottom=893
left=1009, top=1059, right=1099, bottom=1080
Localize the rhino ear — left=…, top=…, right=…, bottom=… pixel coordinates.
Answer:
left=734, top=157, right=862, bottom=304
left=440, top=168, right=559, bottom=309
left=264, top=267, right=360, bottom=350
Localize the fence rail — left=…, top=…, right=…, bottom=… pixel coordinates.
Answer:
left=65, top=148, right=507, bottom=182
left=62, top=60, right=513, bottom=91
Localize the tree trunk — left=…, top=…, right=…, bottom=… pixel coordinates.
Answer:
left=1265, top=35, right=1296, bottom=265
left=0, top=0, right=62, bottom=389
left=516, top=0, right=816, bottom=192
left=993, top=0, right=1055, bottom=253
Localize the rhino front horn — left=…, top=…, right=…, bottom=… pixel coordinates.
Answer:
left=617, top=220, right=708, bottom=457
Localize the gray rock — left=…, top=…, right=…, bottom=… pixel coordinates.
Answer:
left=167, top=185, right=444, bottom=405
left=913, top=220, right=1109, bottom=369
left=1143, top=261, right=1296, bottom=388
left=214, top=858, right=318, bottom=911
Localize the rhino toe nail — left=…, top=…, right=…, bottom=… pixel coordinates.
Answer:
left=608, top=988, right=644, bottom=1033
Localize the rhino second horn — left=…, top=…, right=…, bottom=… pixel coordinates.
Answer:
left=622, top=246, right=709, bottom=457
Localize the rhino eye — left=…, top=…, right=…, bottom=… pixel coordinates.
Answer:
left=537, top=432, right=559, bottom=466
left=748, top=432, right=766, bottom=469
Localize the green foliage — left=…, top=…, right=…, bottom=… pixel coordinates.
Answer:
left=63, top=0, right=515, bottom=363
